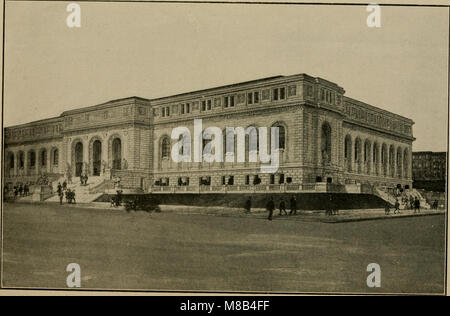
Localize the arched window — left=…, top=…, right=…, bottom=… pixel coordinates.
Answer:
left=29, top=151, right=36, bottom=167
left=179, top=134, right=185, bottom=156
left=53, top=149, right=59, bottom=166
left=344, top=135, right=351, bottom=159
left=161, top=137, right=170, bottom=159
left=321, top=122, right=331, bottom=163
left=8, top=153, right=14, bottom=169
left=381, top=144, right=387, bottom=176
left=247, top=127, right=259, bottom=152
left=40, top=149, right=47, bottom=167
left=354, top=138, right=361, bottom=162
left=19, top=152, right=24, bottom=168
left=112, top=138, right=122, bottom=170
left=272, top=124, right=286, bottom=150
left=364, top=140, right=371, bottom=174
left=372, top=143, right=379, bottom=175
left=74, top=142, right=84, bottom=177
left=202, top=130, right=215, bottom=156
left=389, top=145, right=395, bottom=177
left=364, top=141, right=370, bottom=163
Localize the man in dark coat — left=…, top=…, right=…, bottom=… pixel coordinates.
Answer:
left=279, top=199, right=288, bottom=216
left=394, top=199, right=400, bottom=214
left=244, top=197, right=252, bottom=213
left=57, top=182, right=63, bottom=205
left=266, top=197, right=275, bottom=221
left=289, top=196, right=297, bottom=215
left=414, top=198, right=420, bottom=213
left=384, top=203, right=391, bottom=215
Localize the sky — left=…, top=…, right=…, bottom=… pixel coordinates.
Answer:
left=3, top=2, right=449, bottom=151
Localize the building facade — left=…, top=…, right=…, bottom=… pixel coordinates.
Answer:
left=3, top=74, right=415, bottom=194
left=412, top=151, right=446, bottom=192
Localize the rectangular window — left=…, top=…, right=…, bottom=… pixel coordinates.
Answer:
left=207, top=99, right=212, bottom=111
left=279, top=174, right=285, bottom=184
left=161, top=107, right=166, bottom=117
left=321, top=89, right=325, bottom=101
left=224, top=96, right=229, bottom=108
left=247, top=92, right=253, bottom=105
left=280, top=87, right=285, bottom=100
left=166, top=106, right=170, bottom=116
left=270, top=174, right=275, bottom=185
left=186, top=103, right=190, bottom=113
left=202, top=101, right=206, bottom=111
left=273, top=88, right=279, bottom=101
left=181, top=104, right=185, bottom=114
left=222, top=176, right=226, bottom=185
left=230, top=95, right=235, bottom=107
left=254, top=91, right=259, bottom=104
left=246, top=175, right=250, bottom=185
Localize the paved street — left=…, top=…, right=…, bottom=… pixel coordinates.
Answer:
left=2, top=202, right=446, bottom=294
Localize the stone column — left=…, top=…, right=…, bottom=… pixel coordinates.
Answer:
left=47, top=148, right=51, bottom=174
left=391, top=147, right=396, bottom=178
left=407, top=150, right=412, bottom=179
left=13, top=152, right=18, bottom=177
left=24, top=151, right=29, bottom=176
left=83, top=140, right=89, bottom=174
left=398, top=150, right=403, bottom=179
left=34, top=149, right=39, bottom=176
left=348, top=138, right=353, bottom=173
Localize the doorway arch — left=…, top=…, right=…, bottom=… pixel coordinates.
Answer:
left=92, top=140, right=102, bottom=176
left=74, top=142, right=83, bottom=177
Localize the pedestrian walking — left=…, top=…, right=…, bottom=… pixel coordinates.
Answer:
left=115, top=190, right=123, bottom=206
left=59, top=190, right=64, bottom=205
left=384, top=203, right=391, bottom=215
left=325, top=194, right=333, bottom=216
left=266, top=197, right=275, bottom=221
left=57, top=182, right=63, bottom=205
left=244, top=197, right=252, bottom=213
left=289, top=196, right=297, bottom=215
left=71, top=190, right=76, bottom=204
left=65, top=189, right=71, bottom=204
left=394, top=199, right=400, bottom=214
left=279, top=199, right=288, bottom=216
left=414, top=198, right=420, bottom=213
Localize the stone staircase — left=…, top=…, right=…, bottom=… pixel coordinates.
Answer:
left=374, top=186, right=430, bottom=210
left=374, top=187, right=396, bottom=206
left=45, top=176, right=106, bottom=203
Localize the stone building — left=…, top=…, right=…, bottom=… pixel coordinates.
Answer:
left=3, top=73, right=415, bottom=195
left=412, top=151, right=446, bottom=192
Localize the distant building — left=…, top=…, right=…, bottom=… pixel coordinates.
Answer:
left=412, top=151, right=447, bottom=192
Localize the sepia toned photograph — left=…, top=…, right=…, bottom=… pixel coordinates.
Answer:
left=0, top=1, right=448, bottom=296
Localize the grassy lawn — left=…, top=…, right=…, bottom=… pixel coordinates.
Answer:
left=1, top=202, right=446, bottom=294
